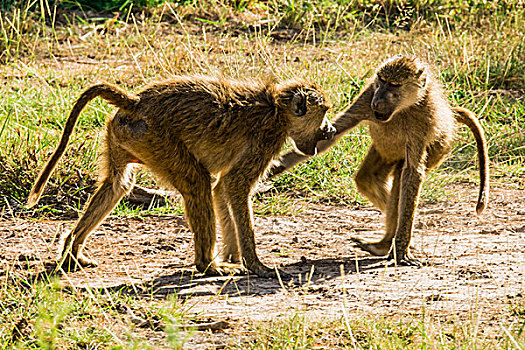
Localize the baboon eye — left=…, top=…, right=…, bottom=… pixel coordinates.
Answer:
left=378, top=76, right=386, bottom=84
left=389, top=82, right=402, bottom=87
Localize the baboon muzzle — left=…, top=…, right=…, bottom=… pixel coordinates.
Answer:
left=371, top=93, right=394, bottom=121
left=373, top=110, right=391, bottom=121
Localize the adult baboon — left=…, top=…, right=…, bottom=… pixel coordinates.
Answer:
left=27, top=75, right=335, bottom=277
left=270, top=56, right=489, bottom=265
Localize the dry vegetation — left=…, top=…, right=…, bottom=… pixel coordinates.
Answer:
left=0, top=0, right=524, bottom=348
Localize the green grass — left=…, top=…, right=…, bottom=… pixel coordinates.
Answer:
left=1, top=1, right=524, bottom=213
left=239, top=310, right=525, bottom=349
left=1, top=271, right=524, bottom=349
left=0, top=0, right=524, bottom=347
left=0, top=273, right=191, bottom=349
left=2, top=7, right=523, bottom=213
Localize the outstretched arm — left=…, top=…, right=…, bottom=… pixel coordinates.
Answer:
left=268, top=112, right=361, bottom=176
left=269, top=83, right=375, bottom=177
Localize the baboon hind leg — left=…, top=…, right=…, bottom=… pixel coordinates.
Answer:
left=354, top=146, right=396, bottom=213
left=60, top=146, right=135, bottom=271
left=353, top=161, right=403, bottom=256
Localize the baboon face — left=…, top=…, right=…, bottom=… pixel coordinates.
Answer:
left=371, top=56, right=427, bottom=123
left=284, top=87, right=335, bottom=155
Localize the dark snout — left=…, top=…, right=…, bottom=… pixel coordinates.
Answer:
left=371, top=98, right=393, bottom=122
left=319, top=121, right=336, bottom=140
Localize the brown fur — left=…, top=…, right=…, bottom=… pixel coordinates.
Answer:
left=27, top=75, right=335, bottom=277
left=270, top=56, right=489, bottom=265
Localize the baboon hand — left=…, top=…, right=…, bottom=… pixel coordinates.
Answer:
left=268, top=163, right=287, bottom=178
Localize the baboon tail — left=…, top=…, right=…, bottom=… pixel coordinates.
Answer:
left=452, top=107, right=489, bottom=215
left=26, top=83, right=139, bottom=208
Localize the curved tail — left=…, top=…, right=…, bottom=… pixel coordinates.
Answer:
left=26, top=83, right=139, bottom=208
left=452, top=107, right=489, bottom=215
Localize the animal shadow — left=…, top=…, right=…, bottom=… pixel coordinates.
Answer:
left=99, top=256, right=387, bottom=299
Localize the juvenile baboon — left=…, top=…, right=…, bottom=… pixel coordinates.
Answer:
left=27, top=75, right=335, bottom=277
left=270, top=56, right=489, bottom=265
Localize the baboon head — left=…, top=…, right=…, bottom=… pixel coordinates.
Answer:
left=277, top=80, right=335, bottom=155
left=371, top=55, right=428, bottom=122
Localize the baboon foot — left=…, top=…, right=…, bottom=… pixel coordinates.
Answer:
left=386, top=251, right=425, bottom=267
left=351, top=237, right=391, bottom=256
left=59, top=252, right=98, bottom=272
left=222, top=253, right=242, bottom=264
left=196, top=261, right=246, bottom=276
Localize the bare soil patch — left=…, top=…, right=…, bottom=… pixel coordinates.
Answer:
left=1, top=183, right=524, bottom=348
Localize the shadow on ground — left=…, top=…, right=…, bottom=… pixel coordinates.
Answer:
left=69, top=256, right=387, bottom=299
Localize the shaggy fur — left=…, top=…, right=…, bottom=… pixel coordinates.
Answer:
left=28, top=75, right=335, bottom=277
left=271, top=56, right=489, bottom=265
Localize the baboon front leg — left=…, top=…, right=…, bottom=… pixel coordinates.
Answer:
left=353, top=161, right=403, bottom=256
left=220, top=175, right=275, bottom=278
left=388, top=163, right=425, bottom=266
left=60, top=162, right=134, bottom=271
left=173, top=165, right=244, bottom=276
left=213, top=182, right=241, bottom=263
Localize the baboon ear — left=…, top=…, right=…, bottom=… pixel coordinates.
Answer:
left=290, top=93, right=307, bottom=116
left=416, top=68, right=427, bottom=85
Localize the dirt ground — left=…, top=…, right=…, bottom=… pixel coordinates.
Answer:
left=1, top=183, right=524, bottom=348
